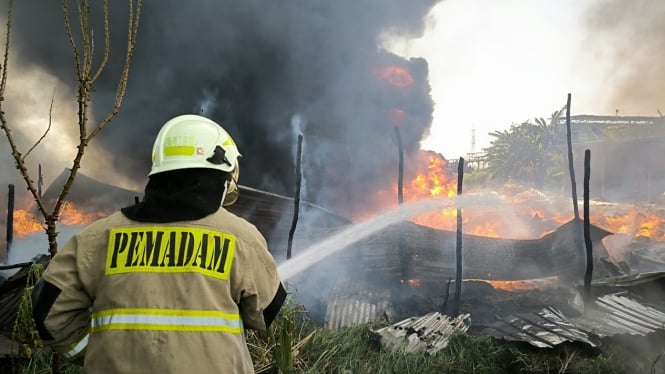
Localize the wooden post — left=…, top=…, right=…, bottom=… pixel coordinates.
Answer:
left=394, top=127, right=407, bottom=281
left=565, top=93, right=579, bottom=220
left=583, top=150, right=593, bottom=301
left=38, top=164, right=44, bottom=198
left=286, top=134, right=303, bottom=260
left=6, top=184, right=14, bottom=257
left=453, top=157, right=465, bottom=316
left=394, top=127, right=404, bottom=205
left=442, top=278, right=452, bottom=314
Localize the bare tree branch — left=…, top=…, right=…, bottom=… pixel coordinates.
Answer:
left=87, top=0, right=141, bottom=140
left=0, top=0, right=50, bottom=219
left=22, top=89, right=56, bottom=160
left=63, top=0, right=83, bottom=78
left=54, top=0, right=142, bottom=224
left=90, top=0, right=109, bottom=83
left=0, top=0, right=12, bottom=96
left=1, top=0, right=142, bottom=259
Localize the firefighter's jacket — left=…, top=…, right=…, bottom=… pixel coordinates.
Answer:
left=33, top=208, right=284, bottom=373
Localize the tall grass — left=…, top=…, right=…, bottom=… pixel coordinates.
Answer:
left=8, top=295, right=639, bottom=373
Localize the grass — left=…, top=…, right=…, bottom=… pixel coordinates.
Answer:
left=245, top=303, right=636, bottom=374
left=6, top=299, right=656, bottom=373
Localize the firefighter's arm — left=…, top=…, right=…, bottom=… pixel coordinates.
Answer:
left=237, top=232, right=286, bottom=331
left=32, top=236, right=92, bottom=362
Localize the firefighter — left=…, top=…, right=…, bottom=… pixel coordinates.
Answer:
left=31, top=114, right=286, bottom=373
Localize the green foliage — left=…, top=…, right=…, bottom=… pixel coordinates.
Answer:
left=483, top=109, right=566, bottom=189
left=12, top=347, right=81, bottom=374
left=298, top=327, right=524, bottom=374
left=247, top=302, right=316, bottom=373
left=11, top=264, right=44, bottom=363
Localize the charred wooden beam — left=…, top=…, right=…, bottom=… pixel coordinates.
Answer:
left=395, top=126, right=404, bottom=205
left=287, top=134, right=304, bottom=260
left=583, top=149, right=593, bottom=301
left=565, top=93, right=579, bottom=220
left=395, top=127, right=408, bottom=280
left=453, top=157, right=465, bottom=316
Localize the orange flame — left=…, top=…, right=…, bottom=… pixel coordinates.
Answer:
left=373, top=150, right=465, bottom=231
left=11, top=203, right=108, bottom=238
left=60, top=203, right=108, bottom=226
left=12, top=210, right=44, bottom=238
left=372, top=66, right=414, bottom=87
left=592, top=208, right=665, bottom=241
left=368, top=151, right=665, bottom=241
left=468, top=276, right=560, bottom=292
left=402, top=278, right=421, bottom=288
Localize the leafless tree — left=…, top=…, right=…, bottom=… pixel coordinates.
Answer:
left=0, top=0, right=142, bottom=258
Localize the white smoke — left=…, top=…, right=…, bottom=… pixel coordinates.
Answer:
left=0, top=225, right=85, bottom=279
left=198, top=90, right=218, bottom=117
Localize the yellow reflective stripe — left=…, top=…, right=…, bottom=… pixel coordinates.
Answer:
left=62, top=332, right=89, bottom=359
left=91, top=308, right=243, bottom=334
left=164, top=145, right=195, bottom=156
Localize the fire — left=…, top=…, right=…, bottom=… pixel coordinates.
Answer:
left=12, top=210, right=44, bottom=238
left=593, top=208, right=665, bottom=241
left=370, top=153, right=665, bottom=241
left=464, top=220, right=501, bottom=238
left=60, top=202, right=108, bottom=226
left=372, top=66, right=414, bottom=87
left=401, top=278, right=422, bottom=288
left=11, top=203, right=108, bottom=238
left=468, top=276, right=560, bottom=292
left=372, top=150, right=465, bottom=231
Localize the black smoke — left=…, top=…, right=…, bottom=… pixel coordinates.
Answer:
left=1, top=0, right=441, bottom=217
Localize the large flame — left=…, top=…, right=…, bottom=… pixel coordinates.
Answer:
left=374, top=150, right=461, bottom=230
left=11, top=203, right=108, bottom=238
left=12, top=210, right=44, bottom=238
left=369, top=150, right=665, bottom=241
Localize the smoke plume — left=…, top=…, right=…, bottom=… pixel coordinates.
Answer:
left=0, top=0, right=440, bottom=217
left=584, top=0, right=665, bottom=115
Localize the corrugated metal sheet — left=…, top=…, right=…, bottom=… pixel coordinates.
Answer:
left=591, top=271, right=665, bottom=287
left=324, top=279, right=392, bottom=329
left=571, top=292, right=665, bottom=338
left=373, top=313, right=470, bottom=355
left=487, top=291, right=665, bottom=348
left=491, top=307, right=600, bottom=348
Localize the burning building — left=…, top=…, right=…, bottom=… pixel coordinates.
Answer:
left=1, top=0, right=665, bottom=368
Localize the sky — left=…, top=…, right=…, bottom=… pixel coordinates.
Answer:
left=383, top=0, right=665, bottom=159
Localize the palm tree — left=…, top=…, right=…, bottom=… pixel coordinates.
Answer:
left=483, top=109, right=565, bottom=189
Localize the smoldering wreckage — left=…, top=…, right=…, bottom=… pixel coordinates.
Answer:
left=1, top=163, right=665, bottom=369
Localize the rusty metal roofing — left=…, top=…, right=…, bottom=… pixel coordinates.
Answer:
left=487, top=291, right=665, bottom=348
left=373, top=312, right=471, bottom=355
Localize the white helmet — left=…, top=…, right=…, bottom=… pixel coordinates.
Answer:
left=150, top=114, right=242, bottom=206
